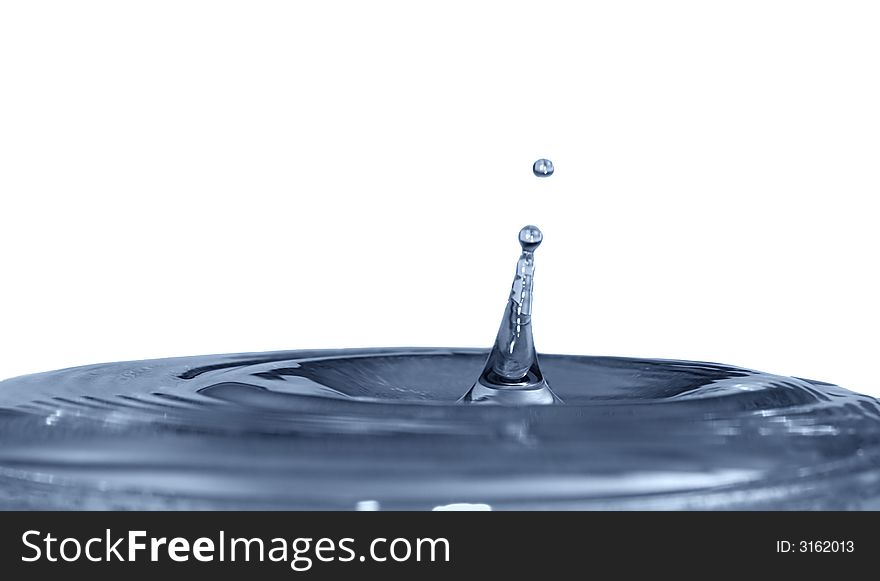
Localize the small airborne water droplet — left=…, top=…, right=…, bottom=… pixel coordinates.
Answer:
left=532, top=158, right=554, bottom=177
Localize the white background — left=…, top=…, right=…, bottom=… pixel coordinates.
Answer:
left=1, top=2, right=878, bottom=395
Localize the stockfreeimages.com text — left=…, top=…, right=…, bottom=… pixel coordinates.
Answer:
left=22, top=529, right=450, bottom=572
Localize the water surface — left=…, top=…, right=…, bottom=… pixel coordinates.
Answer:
left=1, top=348, right=878, bottom=510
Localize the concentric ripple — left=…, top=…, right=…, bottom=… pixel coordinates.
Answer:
left=1, top=349, right=879, bottom=509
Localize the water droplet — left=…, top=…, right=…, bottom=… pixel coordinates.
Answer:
left=460, top=225, right=561, bottom=405
left=532, top=158, right=554, bottom=177
left=518, top=225, right=543, bottom=251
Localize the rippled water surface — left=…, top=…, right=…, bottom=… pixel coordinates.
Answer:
left=1, top=349, right=879, bottom=509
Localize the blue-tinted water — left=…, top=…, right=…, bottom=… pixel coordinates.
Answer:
left=532, top=158, right=554, bottom=177
left=1, top=224, right=878, bottom=509
left=0, top=349, right=879, bottom=509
